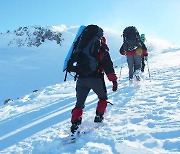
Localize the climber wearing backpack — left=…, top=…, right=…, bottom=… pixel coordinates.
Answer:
left=69, top=26, right=118, bottom=136
left=119, top=26, right=148, bottom=81
left=140, top=34, right=147, bottom=72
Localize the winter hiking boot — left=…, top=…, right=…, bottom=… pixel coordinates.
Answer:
left=94, top=111, right=104, bottom=123
left=71, top=123, right=80, bottom=134
left=135, top=69, right=141, bottom=81
left=71, top=117, right=82, bottom=134
left=129, top=78, right=133, bottom=86
left=135, top=75, right=141, bottom=81
left=70, top=118, right=82, bottom=143
left=70, top=124, right=80, bottom=143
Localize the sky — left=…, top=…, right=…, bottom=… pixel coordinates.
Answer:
left=0, top=0, right=180, bottom=45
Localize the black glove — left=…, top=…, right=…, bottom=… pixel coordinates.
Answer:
left=112, top=81, right=118, bottom=92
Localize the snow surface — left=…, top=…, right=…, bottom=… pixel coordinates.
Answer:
left=0, top=25, right=180, bottom=153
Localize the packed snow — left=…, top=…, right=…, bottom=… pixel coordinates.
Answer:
left=0, top=25, right=179, bottom=153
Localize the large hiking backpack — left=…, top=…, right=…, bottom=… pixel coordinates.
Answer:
left=66, top=25, right=103, bottom=79
left=123, top=26, right=142, bottom=52
left=140, top=33, right=145, bottom=43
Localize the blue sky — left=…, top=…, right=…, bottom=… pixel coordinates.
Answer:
left=0, top=0, right=180, bottom=45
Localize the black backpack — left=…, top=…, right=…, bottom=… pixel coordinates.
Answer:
left=67, top=25, right=103, bottom=79
left=123, top=26, right=142, bottom=51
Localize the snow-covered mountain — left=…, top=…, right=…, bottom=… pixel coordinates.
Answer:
left=0, top=25, right=179, bottom=153
left=1, top=25, right=63, bottom=47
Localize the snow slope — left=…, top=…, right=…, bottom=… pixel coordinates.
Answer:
left=0, top=25, right=121, bottom=105
left=0, top=25, right=180, bottom=153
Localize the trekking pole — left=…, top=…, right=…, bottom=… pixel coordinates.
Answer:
left=146, top=59, right=151, bottom=82
left=64, top=70, right=68, bottom=82
left=119, top=66, right=122, bottom=81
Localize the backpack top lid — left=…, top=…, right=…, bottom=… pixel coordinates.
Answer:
left=140, top=34, right=145, bottom=39
left=77, top=24, right=103, bottom=49
left=140, top=34, right=145, bottom=42
left=123, top=26, right=140, bottom=41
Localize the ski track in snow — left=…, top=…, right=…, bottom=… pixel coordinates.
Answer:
left=0, top=50, right=180, bottom=153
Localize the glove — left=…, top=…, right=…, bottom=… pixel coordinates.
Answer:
left=144, top=56, right=148, bottom=61
left=112, top=81, right=118, bottom=92
left=107, top=73, right=118, bottom=82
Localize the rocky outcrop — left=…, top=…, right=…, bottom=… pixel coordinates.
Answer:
left=7, top=26, right=63, bottom=47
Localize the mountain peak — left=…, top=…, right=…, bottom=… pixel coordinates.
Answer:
left=1, top=25, right=64, bottom=47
